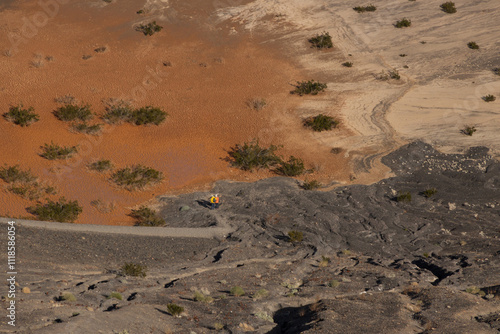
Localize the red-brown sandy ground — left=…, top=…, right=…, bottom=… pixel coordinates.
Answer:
left=0, top=0, right=351, bottom=225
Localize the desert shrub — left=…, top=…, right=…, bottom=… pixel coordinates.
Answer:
left=107, top=292, right=123, bottom=300
left=40, top=142, right=78, bottom=160
left=462, top=125, right=476, bottom=136
left=230, top=286, right=245, bottom=296
left=88, top=159, right=113, bottom=172
left=252, top=289, right=269, bottom=300
left=167, top=303, right=184, bottom=317
left=396, top=191, right=412, bottom=202
left=102, top=99, right=133, bottom=124
left=71, top=122, right=103, bottom=135
left=319, top=255, right=330, bottom=267
left=54, top=104, right=93, bottom=122
left=483, top=94, right=496, bottom=102
left=342, top=61, right=353, bottom=67
left=389, top=70, right=401, bottom=80
left=247, top=98, right=267, bottom=111
left=54, top=94, right=76, bottom=104
left=137, top=9, right=144, bottom=14
left=328, top=280, right=340, bottom=288
left=353, top=5, right=376, bottom=13
left=395, top=18, right=412, bottom=28
left=130, top=206, right=166, bottom=227
left=28, top=197, right=82, bottom=222
left=304, top=114, right=338, bottom=131
left=493, top=68, right=500, bottom=76
left=8, top=183, right=45, bottom=201
left=302, top=179, right=321, bottom=190
left=440, top=1, right=457, bottom=13
left=465, top=286, right=486, bottom=297
left=399, top=54, right=407, bottom=57
left=58, top=292, right=76, bottom=302
left=121, top=263, right=147, bottom=277
left=308, top=32, right=333, bottom=49
left=135, top=21, right=163, bottom=36
left=3, top=105, right=39, bottom=127
left=227, top=139, right=282, bottom=171
left=276, top=156, right=306, bottom=176
left=467, top=41, right=479, bottom=49
left=94, top=46, right=107, bottom=53
left=90, top=199, right=115, bottom=213
left=292, top=80, right=327, bottom=96
left=193, top=290, right=213, bottom=303
left=288, top=230, right=303, bottom=243
left=111, top=165, right=163, bottom=190
left=423, top=188, right=437, bottom=198
left=0, top=165, right=36, bottom=183
left=129, top=106, right=167, bottom=125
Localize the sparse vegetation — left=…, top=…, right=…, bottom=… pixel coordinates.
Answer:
left=308, top=32, right=333, bottom=49
left=88, top=159, right=113, bottom=172
left=319, top=256, right=330, bottom=267
left=304, top=114, right=338, bottom=132
left=288, top=230, right=304, bottom=243
left=40, top=142, right=78, bottom=160
left=466, top=286, right=486, bottom=297
left=483, top=94, right=496, bottom=102
left=467, top=41, right=479, bottom=50
left=193, top=290, right=213, bottom=303
left=230, top=286, right=245, bottom=297
left=342, top=61, right=353, bottom=67
left=54, top=94, right=76, bottom=105
left=0, top=165, right=36, bottom=184
left=423, top=188, right=437, bottom=198
left=252, top=289, right=269, bottom=300
left=90, top=199, right=115, bottom=213
left=328, top=279, right=340, bottom=288
left=389, top=70, right=401, bottom=80
left=94, top=46, right=107, bottom=53
left=493, top=68, right=500, bottom=76
left=292, top=80, right=327, bottom=96
left=276, top=156, right=306, bottom=176
left=440, top=1, right=457, bottom=13
left=54, top=104, right=93, bottom=122
left=302, top=179, right=321, bottom=190
left=395, top=18, right=412, bottom=28
left=8, top=182, right=55, bottom=201
left=129, top=106, right=168, bottom=125
left=111, top=165, right=163, bottom=190
left=102, top=99, right=133, bottom=124
left=396, top=191, right=412, bottom=203
left=462, top=125, right=476, bottom=136
left=353, top=5, right=377, bottom=13
left=227, top=139, right=282, bottom=171
left=3, top=105, right=39, bottom=127
left=107, top=292, right=123, bottom=300
left=121, top=263, right=147, bottom=277
left=71, top=122, right=103, bottom=135
left=167, top=303, right=184, bottom=317
left=247, top=98, right=267, bottom=111
left=58, top=292, right=76, bottom=302
left=130, top=206, right=166, bottom=227
left=400, top=54, right=407, bottom=57
left=135, top=21, right=163, bottom=36
left=28, top=197, right=82, bottom=222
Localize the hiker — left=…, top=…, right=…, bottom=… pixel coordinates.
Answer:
left=210, top=194, right=220, bottom=210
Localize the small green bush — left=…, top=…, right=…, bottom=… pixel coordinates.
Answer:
left=111, top=165, right=163, bottom=190
left=302, top=179, right=321, bottom=190
left=54, top=104, right=93, bottom=122
left=227, top=139, right=282, bottom=171
left=137, top=9, right=144, bottom=14
left=276, top=156, right=306, bottom=176
left=8, top=182, right=44, bottom=201
left=396, top=191, right=412, bottom=203
left=40, top=142, right=78, bottom=160
left=88, top=159, right=113, bottom=172
left=0, top=165, right=36, bottom=183
left=353, top=5, right=376, bottom=13
left=389, top=70, right=401, bottom=80
left=107, top=292, right=123, bottom=300
left=28, top=197, right=83, bottom=222
left=328, top=280, right=340, bottom=288
left=102, top=99, right=133, bottom=124
left=59, top=292, right=76, bottom=302
left=483, top=94, right=496, bottom=102
left=465, top=286, right=486, bottom=297
left=193, top=290, right=213, bottom=303
left=467, top=41, right=479, bottom=50
left=136, top=21, right=163, bottom=36
left=167, top=303, right=184, bottom=317
left=309, top=32, right=333, bottom=49
left=71, top=122, right=103, bottom=135
left=304, top=114, right=338, bottom=132
left=440, top=1, right=457, bottom=13
left=288, top=230, right=304, bottom=243
left=121, top=263, right=147, bottom=277
left=252, top=289, right=269, bottom=300
left=3, top=105, right=39, bottom=127
left=230, top=286, right=245, bottom=296
left=342, top=61, right=353, bottom=67
left=129, top=106, right=167, bottom=125
left=399, top=54, right=407, bottom=57
left=423, top=188, right=437, bottom=198
left=395, top=18, right=412, bottom=28
left=130, top=206, right=166, bottom=227
left=462, top=125, right=476, bottom=136
left=247, top=98, right=267, bottom=111
left=292, top=80, right=327, bottom=96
